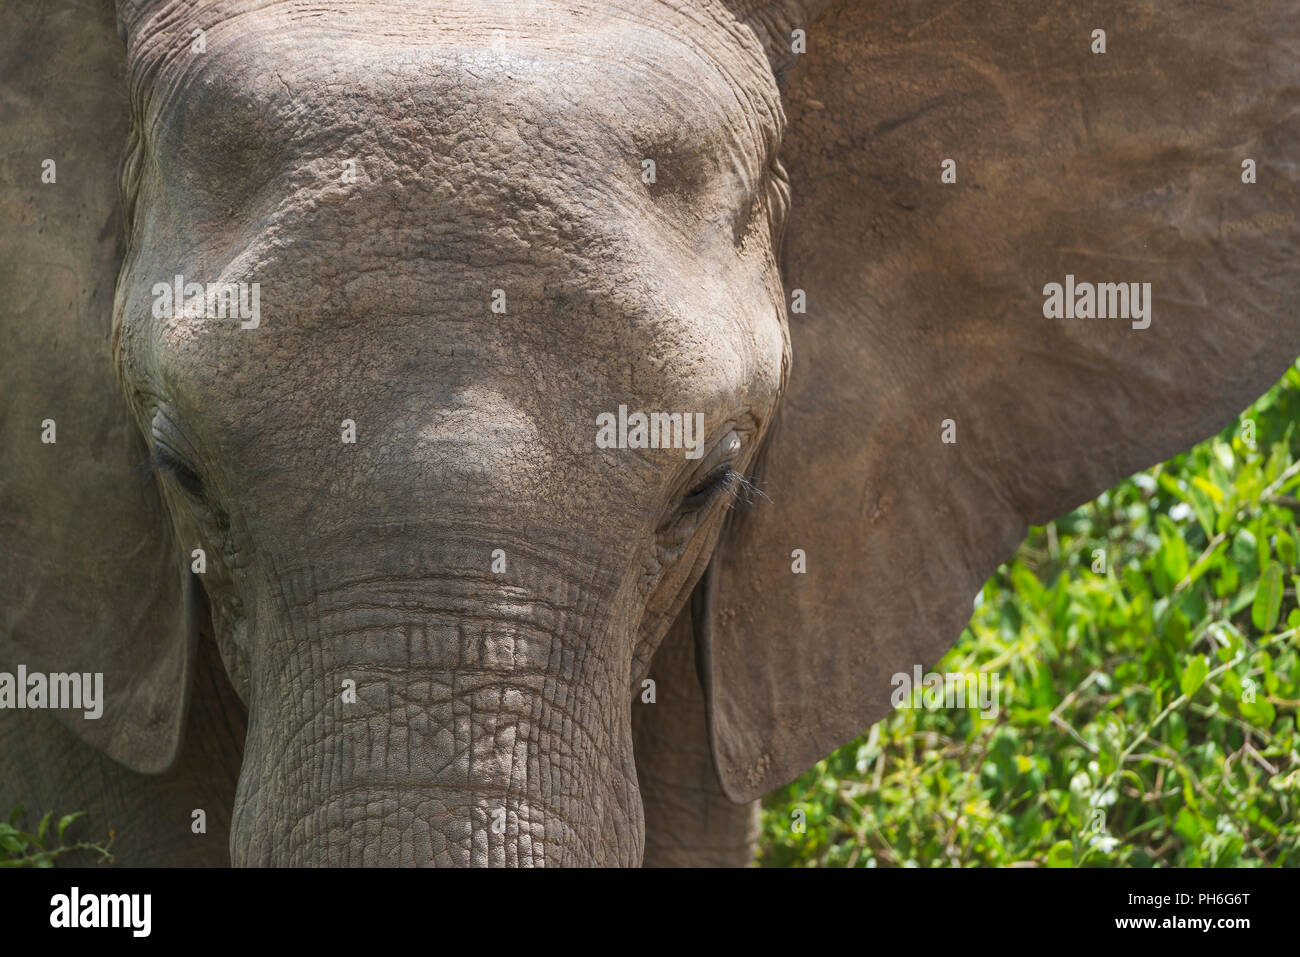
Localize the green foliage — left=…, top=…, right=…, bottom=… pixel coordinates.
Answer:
left=760, top=362, right=1300, bottom=867
left=0, top=806, right=114, bottom=867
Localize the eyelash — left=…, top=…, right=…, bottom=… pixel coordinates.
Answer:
left=152, top=446, right=205, bottom=499
left=683, top=466, right=771, bottom=512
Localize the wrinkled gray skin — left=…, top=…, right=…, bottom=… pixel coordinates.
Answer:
left=133, top=3, right=785, bottom=867
left=3, top=0, right=1299, bottom=866
left=5, top=0, right=787, bottom=867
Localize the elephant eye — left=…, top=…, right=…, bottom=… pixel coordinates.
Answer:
left=683, top=465, right=739, bottom=510
left=151, top=444, right=205, bottom=500
left=682, top=430, right=758, bottom=510
left=149, top=407, right=205, bottom=499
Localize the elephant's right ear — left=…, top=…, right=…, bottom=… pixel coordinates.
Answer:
left=703, top=0, right=1300, bottom=802
left=0, top=0, right=194, bottom=773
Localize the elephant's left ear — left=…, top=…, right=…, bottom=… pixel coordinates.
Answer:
left=704, top=0, right=1300, bottom=802
left=0, top=0, right=195, bottom=773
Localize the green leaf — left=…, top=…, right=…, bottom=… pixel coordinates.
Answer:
left=1167, top=710, right=1188, bottom=750
left=57, top=812, right=83, bottom=844
left=1187, top=484, right=1218, bottom=537
left=35, top=811, right=52, bottom=849
left=1174, top=806, right=1203, bottom=842
left=1180, top=655, right=1209, bottom=698
left=1276, top=529, right=1296, bottom=570
left=1156, top=514, right=1189, bottom=588
left=0, top=834, right=26, bottom=854
left=1191, top=475, right=1224, bottom=504
left=1232, top=529, right=1258, bottom=572
left=1239, top=695, right=1277, bottom=730
left=1228, top=581, right=1257, bottom=617
left=1252, top=562, right=1284, bottom=632
left=1046, top=841, right=1074, bottom=868
left=1182, top=538, right=1227, bottom=593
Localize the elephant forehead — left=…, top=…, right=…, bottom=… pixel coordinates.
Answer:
left=128, top=0, right=781, bottom=179
left=121, top=3, right=785, bottom=359
left=118, top=6, right=787, bottom=430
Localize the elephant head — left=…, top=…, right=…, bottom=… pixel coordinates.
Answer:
left=2, top=0, right=1298, bottom=865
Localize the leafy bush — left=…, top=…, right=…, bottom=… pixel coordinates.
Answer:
left=760, top=363, right=1300, bottom=867
left=0, top=806, right=114, bottom=867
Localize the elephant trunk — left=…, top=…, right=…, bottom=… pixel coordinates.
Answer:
left=228, top=547, right=642, bottom=866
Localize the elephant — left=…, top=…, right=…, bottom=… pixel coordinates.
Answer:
left=2, top=0, right=1298, bottom=867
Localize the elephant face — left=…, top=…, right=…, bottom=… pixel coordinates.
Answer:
left=112, top=0, right=788, bottom=864
left=5, top=0, right=1300, bottom=868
